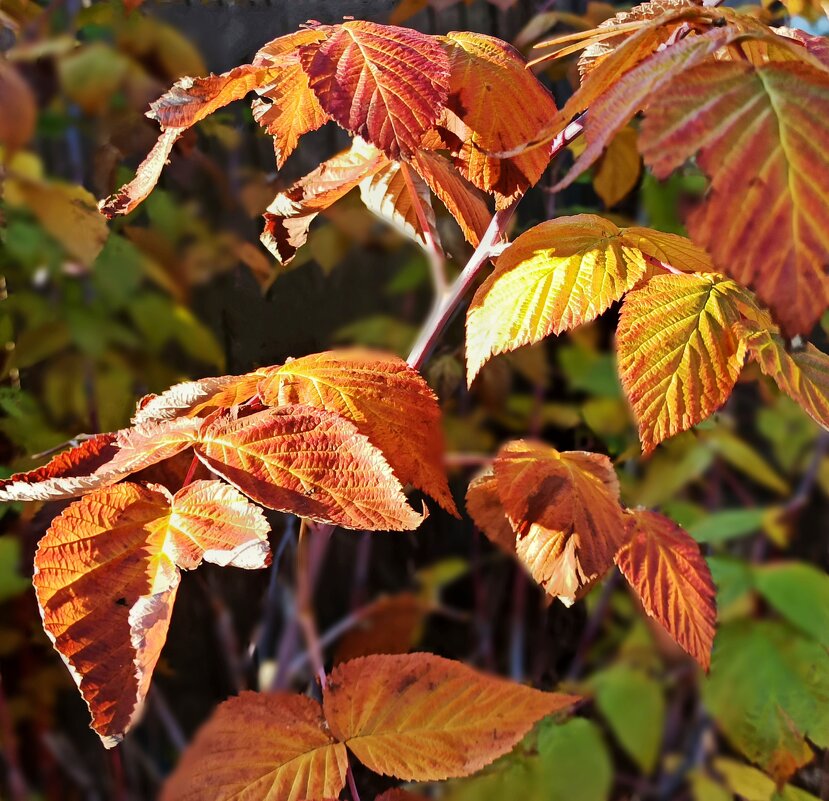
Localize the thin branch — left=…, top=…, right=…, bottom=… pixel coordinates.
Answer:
left=296, top=519, right=327, bottom=690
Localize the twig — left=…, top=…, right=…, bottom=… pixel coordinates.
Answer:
left=296, top=519, right=327, bottom=691
left=346, top=758, right=362, bottom=801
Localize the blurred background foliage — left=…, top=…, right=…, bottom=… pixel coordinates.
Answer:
left=1, top=1, right=829, bottom=800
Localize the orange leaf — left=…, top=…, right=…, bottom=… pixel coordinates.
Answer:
left=252, top=29, right=330, bottom=168
left=195, top=405, right=424, bottom=531
left=492, top=440, right=625, bottom=605
left=132, top=371, right=268, bottom=425
left=615, top=509, right=716, bottom=669
left=261, top=137, right=389, bottom=264
left=335, top=592, right=427, bottom=663
left=616, top=273, right=749, bottom=453
left=465, top=466, right=515, bottom=555
left=435, top=32, right=557, bottom=207
left=740, top=323, right=829, bottom=431
left=33, top=480, right=270, bottom=745
left=640, top=59, right=829, bottom=335
left=260, top=349, right=457, bottom=515
left=100, top=66, right=272, bottom=217
left=0, top=59, right=36, bottom=154
left=299, top=20, right=450, bottom=158
left=0, top=433, right=117, bottom=502
left=324, top=653, right=579, bottom=780
left=410, top=148, right=491, bottom=247
left=465, top=214, right=711, bottom=383
left=160, top=692, right=348, bottom=801
left=359, top=159, right=442, bottom=252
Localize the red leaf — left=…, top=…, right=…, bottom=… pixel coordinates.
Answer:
left=299, top=20, right=450, bottom=158
left=195, top=405, right=424, bottom=531
left=615, top=509, right=716, bottom=669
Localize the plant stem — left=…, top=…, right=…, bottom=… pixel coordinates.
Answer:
left=346, top=761, right=362, bottom=801
left=406, top=116, right=585, bottom=372
left=296, top=519, right=327, bottom=690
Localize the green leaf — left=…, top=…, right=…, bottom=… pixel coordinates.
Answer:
left=704, top=431, right=789, bottom=495
left=558, top=345, right=621, bottom=399
left=754, top=563, right=829, bottom=649
left=703, top=620, right=829, bottom=782
left=0, top=538, right=29, bottom=603
left=588, top=665, right=665, bottom=774
left=537, top=718, right=612, bottom=801
left=688, top=509, right=766, bottom=544
left=707, top=556, right=754, bottom=614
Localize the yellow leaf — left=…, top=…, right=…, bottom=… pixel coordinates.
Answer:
left=593, top=125, right=641, bottom=208
left=465, top=214, right=711, bottom=383
left=616, top=272, right=749, bottom=453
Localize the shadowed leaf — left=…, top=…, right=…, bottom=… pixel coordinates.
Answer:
left=33, top=481, right=269, bottom=746
left=493, top=440, right=625, bottom=605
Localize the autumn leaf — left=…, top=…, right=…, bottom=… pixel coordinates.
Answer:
left=259, top=349, right=457, bottom=515
left=7, top=175, right=108, bottom=266
left=592, top=125, right=641, bottom=208
left=616, top=273, right=750, bottom=453
left=739, top=323, right=829, bottom=431
left=359, top=159, right=442, bottom=252
left=0, top=433, right=117, bottom=502
left=195, top=405, right=424, bottom=530
left=615, top=509, right=716, bottom=670
left=555, top=26, right=739, bottom=193
left=100, top=65, right=274, bottom=216
left=640, top=59, right=829, bottom=335
left=33, top=480, right=270, bottom=746
left=261, top=137, right=389, bottom=264
left=0, top=58, right=36, bottom=153
left=410, top=148, right=491, bottom=247
left=103, top=417, right=200, bottom=477
left=334, top=592, right=427, bottom=663
left=465, top=465, right=516, bottom=554
left=465, top=215, right=711, bottom=383
left=323, top=652, right=579, bottom=780
left=160, top=692, right=348, bottom=801
left=252, top=29, right=330, bottom=168
left=434, top=32, right=557, bottom=207
left=704, top=621, right=829, bottom=782
left=492, top=440, right=625, bottom=605
left=132, top=371, right=268, bottom=425
left=299, top=20, right=450, bottom=158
